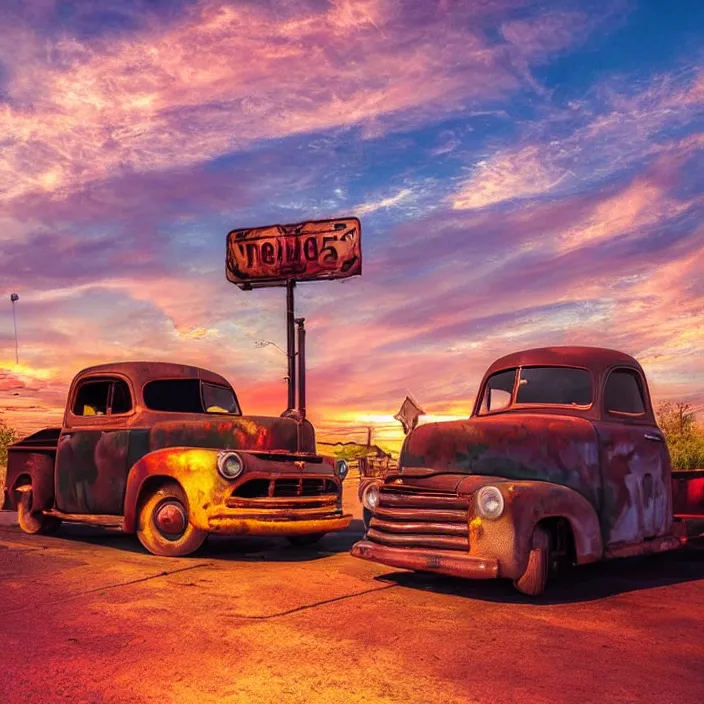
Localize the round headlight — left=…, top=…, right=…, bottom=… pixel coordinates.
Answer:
left=335, top=459, right=349, bottom=480
left=362, top=484, right=380, bottom=511
left=476, top=485, right=504, bottom=520
left=217, top=451, right=244, bottom=480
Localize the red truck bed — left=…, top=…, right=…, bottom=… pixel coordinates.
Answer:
left=672, top=470, right=704, bottom=540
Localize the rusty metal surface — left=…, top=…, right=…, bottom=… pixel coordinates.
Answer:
left=401, top=413, right=603, bottom=506
left=672, top=471, right=704, bottom=516
left=358, top=476, right=602, bottom=579
left=4, top=450, right=55, bottom=512
left=5, top=361, right=348, bottom=543
left=592, top=420, right=673, bottom=545
left=604, top=534, right=682, bottom=559
left=226, top=217, right=362, bottom=289
left=121, top=446, right=348, bottom=535
left=50, top=361, right=318, bottom=516
left=472, top=345, right=656, bottom=423
left=350, top=540, right=499, bottom=579
left=43, top=510, right=124, bottom=527
left=352, top=345, right=698, bottom=585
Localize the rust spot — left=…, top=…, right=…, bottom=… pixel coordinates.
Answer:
left=469, top=516, right=483, bottom=542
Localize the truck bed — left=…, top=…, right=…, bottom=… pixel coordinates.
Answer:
left=672, top=470, right=704, bottom=540
left=1, top=428, right=60, bottom=510
left=672, top=470, right=704, bottom=517
left=9, top=427, right=61, bottom=451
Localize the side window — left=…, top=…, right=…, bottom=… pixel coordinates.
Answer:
left=478, top=369, right=516, bottom=414
left=604, top=369, right=646, bottom=415
left=111, top=380, right=133, bottom=414
left=72, top=379, right=133, bottom=416
left=73, top=381, right=111, bottom=416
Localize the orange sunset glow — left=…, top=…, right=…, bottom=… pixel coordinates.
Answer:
left=1, top=0, right=703, bottom=453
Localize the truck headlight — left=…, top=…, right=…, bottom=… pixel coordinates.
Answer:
left=362, top=484, right=380, bottom=511
left=476, top=485, right=504, bottom=520
left=217, top=451, right=244, bottom=480
left=335, top=459, right=349, bottom=480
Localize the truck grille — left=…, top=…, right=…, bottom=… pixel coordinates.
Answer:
left=367, top=486, right=469, bottom=552
left=232, top=477, right=337, bottom=499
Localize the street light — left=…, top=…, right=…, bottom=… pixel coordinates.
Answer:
left=9, top=293, right=19, bottom=365
left=254, top=339, right=287, bottom=356
left=254, top=340, right=289, bottom=383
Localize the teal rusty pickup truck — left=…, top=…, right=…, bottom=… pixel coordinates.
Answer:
left=353, top=346, right=704, bottom=596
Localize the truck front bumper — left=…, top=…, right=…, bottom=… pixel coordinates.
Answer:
left=350, top=539, right=499, bottom=580
left=202, top=510, right=352, bottom=536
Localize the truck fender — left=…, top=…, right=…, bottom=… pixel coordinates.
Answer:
left=123, top=447, right=221, bottom=533
left=507, top=481, right=604, bottom=571
left=4, top=452, right=55, bottom=512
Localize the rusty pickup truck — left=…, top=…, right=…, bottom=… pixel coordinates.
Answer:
left=352, top=346, right=704, bottom=595
left=2, top=361, right=351, bottom=556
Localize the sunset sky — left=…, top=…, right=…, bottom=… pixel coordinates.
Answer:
left=1, top=0, right=703, bottom=451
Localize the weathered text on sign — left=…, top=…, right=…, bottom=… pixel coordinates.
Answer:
left=226, top=217, right=362, bottom=289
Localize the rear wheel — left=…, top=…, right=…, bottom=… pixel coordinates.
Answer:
left=513, top=525, right=550, bottom=596
left=136, top=482, right=206, bottom=557
left=16, top=487, right=61, bottom=535
left=286, top=533, right=325, bottom=546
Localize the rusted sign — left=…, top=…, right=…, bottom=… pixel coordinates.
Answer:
left=226, top=217, right=362, bottom=289
left=394, top=396, right=425, bottom=435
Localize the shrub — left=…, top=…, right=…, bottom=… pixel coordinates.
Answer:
left=0, top=420, right=18, bottom=469
left=655, top=402, right=704, bottom=470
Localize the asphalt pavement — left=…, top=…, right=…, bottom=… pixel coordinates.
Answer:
left=1, top=487, right=703, bottom=704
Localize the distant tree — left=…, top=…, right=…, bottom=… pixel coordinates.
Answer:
left=0, top=419, right=19, bottom=468
left=656, top=401, right=696, bottom=436
left=655, top=402, right=704, bottom=470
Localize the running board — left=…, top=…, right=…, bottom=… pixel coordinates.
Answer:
left=604, top=534, right=682, bottom=559
left=43, top=510, right=124, bottom=529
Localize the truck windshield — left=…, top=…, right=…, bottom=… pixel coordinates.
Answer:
left=478, top=366, right=592, bottom=414
left=143, top=379, right=240, bottom=415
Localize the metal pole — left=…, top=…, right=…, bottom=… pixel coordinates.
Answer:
left=296, top=317, right=306, bottom=421
left=10, top=293, right=19, bottom=365
left=286, top=280, right=296, bottom=412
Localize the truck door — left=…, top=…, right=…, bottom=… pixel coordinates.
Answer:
left=594, top=368, right=672, bottom=546
left=55, top=376, right=133, bottom=515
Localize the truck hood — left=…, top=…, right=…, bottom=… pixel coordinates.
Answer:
left=147, top=415, right=317, bottom=456
left=399, top=413, right=601, bottom=505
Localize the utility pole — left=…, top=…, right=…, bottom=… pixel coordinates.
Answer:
left=366, top=426, right=372, bottom=451
left=286, top=280, right=296, bottom=413
left=10, top=293, right=19, bottom=365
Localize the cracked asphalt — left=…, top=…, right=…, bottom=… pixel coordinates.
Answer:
left=1, top=485, right=703, bottom=704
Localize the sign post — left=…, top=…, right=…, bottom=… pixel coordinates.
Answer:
left=226, top=217, right=362, bottom=429
left=286, top=280, right=296, bottom=412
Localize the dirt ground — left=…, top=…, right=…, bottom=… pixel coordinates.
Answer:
left=1, top=485, right=703, bottom=704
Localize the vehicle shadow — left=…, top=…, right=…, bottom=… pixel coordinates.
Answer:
left=36, top=518, right=367, bottom=562
left=373, top=541, right=704, bottom=604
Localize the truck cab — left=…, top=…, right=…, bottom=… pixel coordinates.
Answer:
left=352, top=346, right=703, bottom=595
left=3, top=361, right=351, bottom=556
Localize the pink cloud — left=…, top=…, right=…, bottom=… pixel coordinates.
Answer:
left=451, top=69, right=703, bottom=211
left=0, top=0, right=541, bottom=206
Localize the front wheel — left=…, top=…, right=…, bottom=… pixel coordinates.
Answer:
left=286, top=533, right=325, bottom=546
left=513, top=525, right=550, bottom=596
left=16, top=488, right=61, bottom=535
left=136, top=482, right=207, bottom=557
